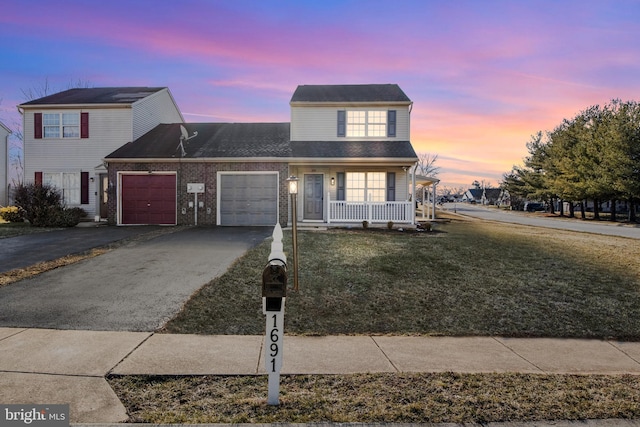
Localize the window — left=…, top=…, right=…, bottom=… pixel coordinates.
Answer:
left=340, top=110, right=396, bottom=137
left=44, top=172, right=81, bottom=204
left=42, top=113, right=79, bottom=138
left=35, top=112, right=88, bottom=139
left=345, top=172, right=387, bottom=202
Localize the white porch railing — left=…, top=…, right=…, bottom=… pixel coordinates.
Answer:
left=327, top=192, right=414, bottom=224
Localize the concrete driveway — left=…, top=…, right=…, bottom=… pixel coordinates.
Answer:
left=0, top=226, right=272, bottom=331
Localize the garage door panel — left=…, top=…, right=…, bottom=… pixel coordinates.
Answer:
left=219, top=173, right=277, bottom=226
left=121, top=174, right=176, bottom=225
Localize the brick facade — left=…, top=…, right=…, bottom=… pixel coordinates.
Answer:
left=107, top=161, right=290, bottom=226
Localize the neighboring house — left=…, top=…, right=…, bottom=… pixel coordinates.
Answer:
left=105, top=84, right=419, bottom=226
left=462, top=188, right=501, bottom=205
left=462, top=188, right=483, bottom=203
left=497, top=188, right=511, bottom=207
left=482, top=188, right=502, bottom=205
left=18, top=87, right=183, bottom=219
left=1, top=121, right=11, bottom=206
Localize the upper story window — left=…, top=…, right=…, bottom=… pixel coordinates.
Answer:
left=43, top=113, right=79, bottom=138
left=338, top=110, right=396, bottom=138
left=34, top=112, right=89, bottom=139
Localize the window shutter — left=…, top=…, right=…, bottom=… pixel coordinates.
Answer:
left=387, top=110, right=396, bottom=137
left=34, top=113, right=43, bottom=139
left=35, top=171, right=43, bottom=186
left=80, top=112, right=89, bottom=138
left=81, top=172, right=89, bottom=204
left=337, top=172, right=345, bottom=200
left=386, top=172, right=396, bottom=201
left=337, top=110, right=346, bottom=137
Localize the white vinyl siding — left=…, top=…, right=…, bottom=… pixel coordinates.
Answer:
left=25, top=109, right=133, bottom=215
left=132, top=89, right=184, bottom=140
left=23, top=90, right=183, bottom=218
left=291, top=106, right=410, bottom=141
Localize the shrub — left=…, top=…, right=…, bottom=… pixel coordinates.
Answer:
left=0, top=206, right=24, bottom=223
left=12, top=183, right=84, bottom=227
left=362, top=220, right=369, bottom=229
left=387, top=221, right=394, bottom=230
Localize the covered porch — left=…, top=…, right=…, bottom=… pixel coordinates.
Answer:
left=288, top=163, right=417, bottom=226
left=415, top=175, right=440, bottom=221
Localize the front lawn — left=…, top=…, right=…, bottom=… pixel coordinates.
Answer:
left=117, top=217, right=640, bottom=423
left=163, top=216, right=640, bottom=340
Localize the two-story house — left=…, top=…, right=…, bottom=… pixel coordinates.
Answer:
left=1, top=121, right=12, bottom=206
left=18, top=87, right=183, bottom=219
left=104, top=84, right=419, bottom=227
left=289, top=84, right=417, bottom=225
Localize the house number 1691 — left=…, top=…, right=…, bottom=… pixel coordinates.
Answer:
left=269, top=314, right=279, bottom=372
left=267, top=313, right=283, bottom=374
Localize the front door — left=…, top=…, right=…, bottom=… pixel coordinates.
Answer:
left=304, top=174, right=323, bottom=220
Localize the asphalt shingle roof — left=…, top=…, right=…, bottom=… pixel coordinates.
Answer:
left=106, top=123, right=291, bottom=159
left=290, top=140, right=417, bottom=159
left=290, top=84, right=411, bottom=103
left=106, top=122, right=417, bottom=162
left=20, top=87, right=166, bottom=106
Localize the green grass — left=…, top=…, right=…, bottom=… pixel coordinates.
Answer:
left=117, top=217, right=640, bottom=423
left=163, top=218, right=640, bottom=339
left=108, top=373, right=640, bottom=423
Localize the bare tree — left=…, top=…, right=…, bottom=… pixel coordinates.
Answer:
left=20, top=77, right=91, bottom=101
left=415, top=152, right=441, bottom=177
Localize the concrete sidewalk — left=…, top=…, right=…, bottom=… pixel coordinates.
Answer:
left=1, top=328, right=640, bottom=423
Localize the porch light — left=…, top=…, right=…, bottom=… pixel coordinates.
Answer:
left=287, top=175, right=299, bottom=194
left=330, top=177, right=335, bottom=186
left=286, top=175, right=299, bottom=291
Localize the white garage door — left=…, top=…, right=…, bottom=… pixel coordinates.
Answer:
left=219, top=173, right=278, bottom=226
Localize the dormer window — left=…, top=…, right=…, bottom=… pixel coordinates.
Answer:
left=338, top=110, right=396, bottom=137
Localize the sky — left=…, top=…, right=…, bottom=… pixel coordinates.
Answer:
left=1, top=0, right=639, bottom=190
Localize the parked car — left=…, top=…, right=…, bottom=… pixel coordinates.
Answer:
left=524, top=202, right=545, bottom=212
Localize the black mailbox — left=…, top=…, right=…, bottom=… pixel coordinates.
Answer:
left=262, top=262, right=287, bottom=311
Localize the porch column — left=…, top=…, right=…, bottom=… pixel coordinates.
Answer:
left=432, top=182, right=437, bottom=220
left=411, top=164, right=417, bottom=224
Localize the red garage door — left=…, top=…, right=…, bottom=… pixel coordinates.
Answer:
left=121, top=174, right=176, bottom=225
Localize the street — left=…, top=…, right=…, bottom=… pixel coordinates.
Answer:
left=442, top=203, right=640, bottom=240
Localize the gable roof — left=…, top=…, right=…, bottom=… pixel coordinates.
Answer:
left=20, top=87, right=167, bottom=106
left=290, top=84, right=411, bottom=104
left=484, top=188, right=502, bottom=199
left=106, top=123, right=291, bottom=160
left=466, top=189, right=483, bottom=199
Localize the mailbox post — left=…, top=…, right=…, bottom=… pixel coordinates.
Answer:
left=262, top=224, right=287, bottom=405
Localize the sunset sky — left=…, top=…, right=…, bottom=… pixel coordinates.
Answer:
left=2, top=0, right=639, bottom=189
